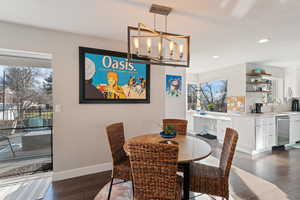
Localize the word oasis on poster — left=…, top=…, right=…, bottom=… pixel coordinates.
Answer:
left=79, top=47, right=150, bottom=103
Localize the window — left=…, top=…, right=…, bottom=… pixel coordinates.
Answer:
left=187, top=83, right=200, bottom=110
left=187, top=80, right=228, bottom=112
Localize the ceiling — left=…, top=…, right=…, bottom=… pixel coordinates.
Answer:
left=0, top=0, right=300, bottom=73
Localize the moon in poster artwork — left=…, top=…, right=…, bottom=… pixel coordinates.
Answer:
left=85, top=57, right=96, bottom=80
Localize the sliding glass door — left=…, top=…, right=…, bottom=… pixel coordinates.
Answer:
left=0, top=56, right=53, bottom=179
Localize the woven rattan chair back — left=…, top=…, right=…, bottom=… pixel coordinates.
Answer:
left=219, top=128, right=239, bottom=177
left=128, top=142, right=179, bottom=200
left=163, top=119, right=188, bottom=135
left=106, top=122, right=127, bottom=165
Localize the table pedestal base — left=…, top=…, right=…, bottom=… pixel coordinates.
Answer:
left=179, top=162, right=190, bottom=200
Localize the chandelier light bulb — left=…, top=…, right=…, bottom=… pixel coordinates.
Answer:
left=179, top=44, right=184, bottom=59
left=133, top=38, right=139, bottom=49
left=147, top=38, right=152, bottom=48
left=158, top=41, right=162, bottom=53
left=169, top=41, right=174, bottom=56
left=147, top=38, right=152, bottom=54
left=158, top=41, right=163, bottom=60
left=133, top=37, right=139, bottom=55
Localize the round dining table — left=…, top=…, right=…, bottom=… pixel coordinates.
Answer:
left=123, top=133, right=212, bottom=200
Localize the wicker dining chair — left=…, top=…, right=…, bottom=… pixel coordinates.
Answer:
left=189, top=128, right=239, bottom=200
left=106, top=122, right=132, bottom=200
left=163, top=119, right=188, bottom=135
left=127, top=142, right=182, bottom=200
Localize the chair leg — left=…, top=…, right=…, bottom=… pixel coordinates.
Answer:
left=131, top=180, right=134, bottom=197
left=7, top=138, right=15, bottom=157
left=208, top=195, right=217, bottom=200
left=190, top=193, right=204, bottom=199
left=107, top=177, right=114, bottom=200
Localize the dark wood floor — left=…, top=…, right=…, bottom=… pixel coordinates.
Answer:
left=44, top=138, right=300, bottom=200
left=44, top=170, right=111, bottom=200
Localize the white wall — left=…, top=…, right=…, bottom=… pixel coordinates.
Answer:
left=285, top=66, right=300, bottom=98
left=186, top=73, right=198, bottom=83
left=196, top=64, right=246, bottom=97
left=164, top=67, right=186, bottom=119
left=246, top=63, right=285, bottom=79
left=0, top=21, right=175, bottom=179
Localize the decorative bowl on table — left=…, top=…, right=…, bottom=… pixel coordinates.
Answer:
left=160, top=131, right=176, bottom=138
left=160, top=124, right=177, bottom=138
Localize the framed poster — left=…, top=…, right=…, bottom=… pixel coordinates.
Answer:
left=79, top=47, right=150, bottom=104
left=166, top=75, right=182, bottom=97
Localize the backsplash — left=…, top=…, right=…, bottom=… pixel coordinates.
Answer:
left=261, top=103, right=291, bottom=113
left=227, top=96, right=245, bottom=113
left=246, top=98, right=294, bottom=113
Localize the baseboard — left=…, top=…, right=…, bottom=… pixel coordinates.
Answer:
left=53, top=162, right=112, bottom=182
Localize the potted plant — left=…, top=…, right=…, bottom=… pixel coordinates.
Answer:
left=207, top=104, right=216, bottom=111
left=160, top=124, right=177, bottom=138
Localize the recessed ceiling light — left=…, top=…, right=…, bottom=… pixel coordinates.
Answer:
left=257, top=38, right=270, bottom=44
left=212, top=56, right=220, bottom=59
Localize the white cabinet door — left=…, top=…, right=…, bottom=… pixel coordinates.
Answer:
left=267, top=123, right=276, bottom=147
left=256, top=125, right=265, bottom=150
left=266, top=118, right=276, bottom=147
left=256, top=117, right=276, bottom=151
left=263, top=125, right=269, bottom=148
left=290, top=116, right=300, bottom=144
left=217, top=120, right=232, bottom=142
left=217, top=120, right=223, bottom=141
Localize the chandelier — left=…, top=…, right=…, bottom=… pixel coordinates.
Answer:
left=127, top=4, right=190, bottom=68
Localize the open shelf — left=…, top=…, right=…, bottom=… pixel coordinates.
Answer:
left=246, top=82, right=272, bottom=85
left=246, top=90, right=272, bottom=93
left=246, top=73, right=272, bottom=77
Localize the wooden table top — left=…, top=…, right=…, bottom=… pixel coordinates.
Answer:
left=124, top=134, right=212, bottom=163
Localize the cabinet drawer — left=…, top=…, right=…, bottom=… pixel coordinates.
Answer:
left=256, top=117, right=275, bottom=126
left=290, top=116, right=300, bottom=121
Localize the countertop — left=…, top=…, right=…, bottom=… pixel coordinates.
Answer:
left=192, top=111, right=300, bottom=120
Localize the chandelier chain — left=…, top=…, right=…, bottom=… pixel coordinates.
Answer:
left=154, top=14, right=156, bottom=31
left=165, top=16, right=167, bottom=33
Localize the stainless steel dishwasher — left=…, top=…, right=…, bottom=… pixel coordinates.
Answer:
left=276, top=115, right=290, bottom=146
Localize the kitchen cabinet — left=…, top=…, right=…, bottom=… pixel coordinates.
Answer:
left=290, top=115, right=300, bottom=144
left=255, top=117, right=276, bottom=151
left=267, top=123, right=276, bottom=147
left=217, top=120, right=232, bottom=142
left=256, top=125, right=265, bottom=150
left=193, top=113, right=280, bottom=155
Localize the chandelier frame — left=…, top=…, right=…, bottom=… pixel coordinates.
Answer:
left=127, top=4, right=190, bottom=68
